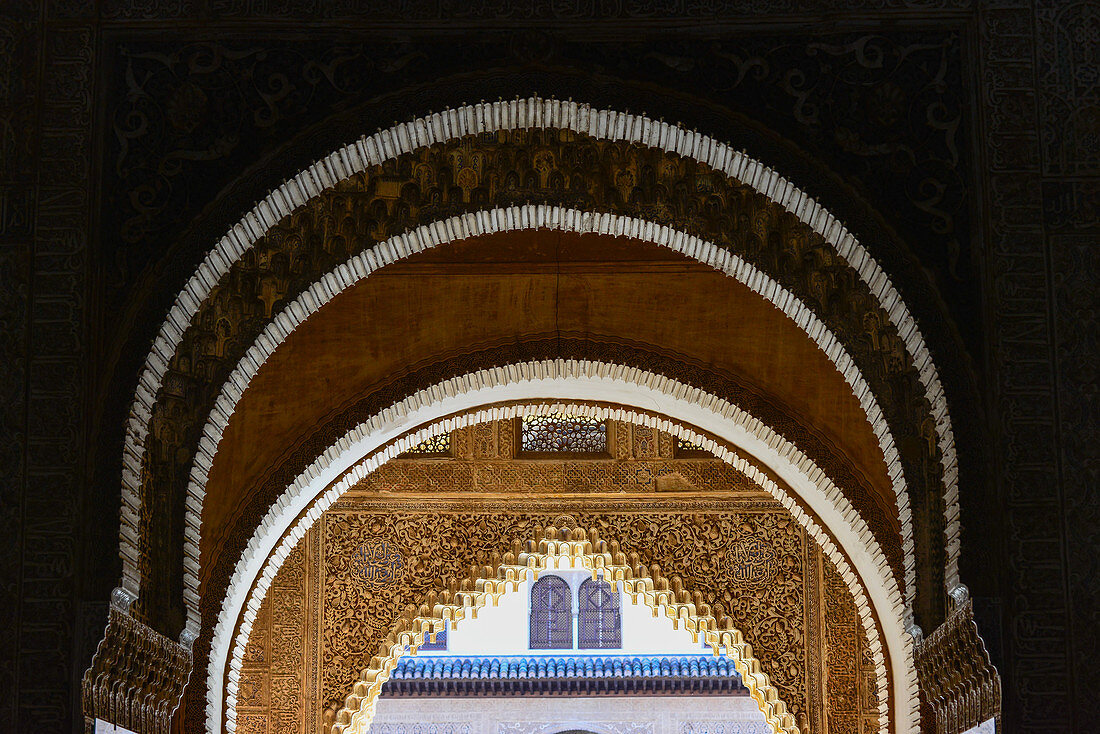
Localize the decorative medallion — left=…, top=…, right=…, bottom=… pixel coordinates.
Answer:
left=724, top=537, right=780, bottom=587
left=552, top=514, right=579, bottom=530
left=351, top=540, right=405, bottom=588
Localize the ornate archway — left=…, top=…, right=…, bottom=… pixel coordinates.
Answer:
left=81, top=97, right=1003, bottom=734
left=325, top=520, right=799, bottom=734
left=116, top=99, right=961, bottom=646
left=209, top=395, right=907, bottom=734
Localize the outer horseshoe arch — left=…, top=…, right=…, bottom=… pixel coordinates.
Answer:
left=207, top=381, right=918, bottom=734
left=325, top=522, right=802, bottom=734
left=117, top=97, right=963, bottom=628
left=179, top=205, right=918, bottom=642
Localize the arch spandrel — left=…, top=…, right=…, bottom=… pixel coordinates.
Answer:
left=197, top=231, right=900, bottom=592
left=136, top=127, right=943, bottom=635
left=229, top=512, right=881, bottom=734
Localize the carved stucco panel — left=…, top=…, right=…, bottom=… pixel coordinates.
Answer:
left=248, top=501, right=881, bottom=734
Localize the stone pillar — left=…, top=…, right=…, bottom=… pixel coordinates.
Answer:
left=82, top=592, right=192, bottom=734
left=916, top=596, right=1001, bottom=734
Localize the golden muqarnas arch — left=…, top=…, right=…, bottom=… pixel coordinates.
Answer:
left=325, top=519, right=799, bottom=734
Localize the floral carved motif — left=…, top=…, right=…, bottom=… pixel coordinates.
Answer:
left=237, top=534, right=310, bottom=733
left=824, top=563, right=861, bottom=734
left=234, top=459, right=890, bottom=734
left=311, top=507, right=811, bottom=727
left=321, top=519, right=806, bottom=734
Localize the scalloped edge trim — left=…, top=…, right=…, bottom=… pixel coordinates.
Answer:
left=119, top=98, right=960, bottom=611
left=176, top=206, right=918, bottom=639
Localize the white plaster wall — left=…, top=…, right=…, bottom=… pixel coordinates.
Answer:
left=420, top=571, right=703, bottom=657
left=368, top=696, right=771, bottom=734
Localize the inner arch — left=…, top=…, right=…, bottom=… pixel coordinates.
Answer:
left=200, top=229, right=899, bottom=589
left=119, top=99, right=961, bottom=639
left=326, top=530, right=798, bottom=734
left=208, top=390, right=913, bottom=734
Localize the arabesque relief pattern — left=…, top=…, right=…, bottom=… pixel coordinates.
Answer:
left=235, top=491, right=878, bottom=734
left=823, top=563, right=880, bottom=734
left=181, top=415, right=896, bottom=734
left=319, top=508, right=805, bottom=719
left=236, top=541, right=309, bottom=734
left=326, top=518, right=805, bottom=734
left=137, top=128, right=943, bottom=635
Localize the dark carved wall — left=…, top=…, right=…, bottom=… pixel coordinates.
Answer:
left=0, top=1, right=1094, bottom=732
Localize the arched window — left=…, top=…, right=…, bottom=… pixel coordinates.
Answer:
left=578, top=577, right=621, bottom=649
left=530, top=575, right=572, bottom=649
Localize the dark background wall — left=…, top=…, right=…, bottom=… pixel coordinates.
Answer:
left=0, top=1, right=1094, bottom=731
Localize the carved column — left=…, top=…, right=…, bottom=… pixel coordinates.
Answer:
left=915, top=596, right=1001, bottom=734
left=82, top=593, right=193, bottom=734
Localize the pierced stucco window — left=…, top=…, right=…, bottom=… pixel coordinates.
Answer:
left=398, top=431, right=452, bottom=458
left=517, top=413, right=609, bottom=457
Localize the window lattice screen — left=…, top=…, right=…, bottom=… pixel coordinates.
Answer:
left=520, top=413, right=607, bottom=454
left=675, top=435, right=711, bottom=457
left=403, top=432, right=451, bottom=456
left=578, top=577, right=621, bottom=649
left=529, top=575, right=573, bottom=649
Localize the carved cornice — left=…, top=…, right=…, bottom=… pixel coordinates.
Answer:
left=915, top=599, right=1001, bottom=734
left=82, top=605, right=192, bottom=734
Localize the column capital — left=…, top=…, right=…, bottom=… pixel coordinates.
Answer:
left=82, top=607, right=193, bottom=734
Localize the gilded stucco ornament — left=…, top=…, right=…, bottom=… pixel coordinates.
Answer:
left=325, top=521, right=800, bottom=734
left=210, top=396, right=912, bottom=734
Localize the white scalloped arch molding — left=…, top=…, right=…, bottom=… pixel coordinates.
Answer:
left=206, top=380, right=917, bottom=734
left=119, top=99, right=963, bottom=618
left=171, top=206, right=917, bottom=644
left=118, top=99, right=964, bottom=623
